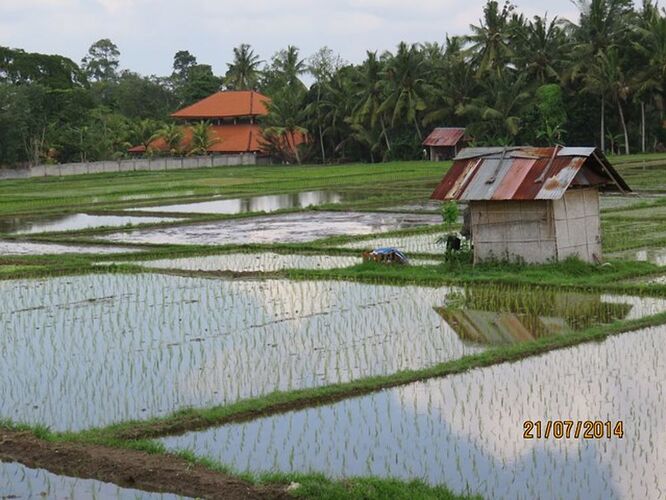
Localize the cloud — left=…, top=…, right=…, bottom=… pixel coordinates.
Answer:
left=0, top=0, right=628, bottom=77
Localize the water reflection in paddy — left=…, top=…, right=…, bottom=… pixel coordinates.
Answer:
left=0, top=213, right=179, bottom=234
left=0, top=461, right=188, bottom=499
left=128, top=190, right=367, bottom=215
left=100, top=211, right=441, bottom=246
left=0, top=275, right=475, bottom=430
left=161, top=326, right=666, bottom=500
left=0, top=240, right=141, bottom=256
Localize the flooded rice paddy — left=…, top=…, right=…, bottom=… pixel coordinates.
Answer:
left=161, top=326, right=666, bottom=500
left=0, top=274, right=478, bottom=430
left=127, top=190, right=365, bottom=214
left=608, top=247, right=666, bottom=265
left=133, top=253, right=441, bottom=273
left=0, top=460, right=187, bottom=499
left=1, top=275, right=662, bottom=432
left=99, top=211, right=441, bottom=246
left=136, top=253, right=361, bottom=272
left=336, top=232, right=447, bottom=254
left=0, top=240, right=140, bottom=256
left=0, top=213, right=179, bottom=234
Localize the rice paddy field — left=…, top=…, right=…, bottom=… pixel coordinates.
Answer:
left=2, top=155, right=666, bottom=499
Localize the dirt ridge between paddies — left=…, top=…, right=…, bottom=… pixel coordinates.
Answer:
left=87, top=310, right=666, bottom=442
left=0, top=429, right=287, bottom=499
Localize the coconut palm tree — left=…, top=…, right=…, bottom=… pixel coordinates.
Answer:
left=583, top=48, right=631, bottom=154
left=514, top=15, right=569, bottom=84
left=225, top=44, right=262, bottom=90
left=632, top=2, right=666, bottom=151
left=262, top=88, right=308, bottom=164
left=378, top=42, right=427, bottom=140
left=351, top=51, right=391, bottom=152
left=189, top=121, right=219, bottom=155
left=466, top=0, right=515, bottom=76
left=458, top=72, right=531, bottom=144
left=151, top=123, right=184, bottom=156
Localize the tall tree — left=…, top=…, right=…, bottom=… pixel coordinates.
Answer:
left=225, top=44, right=262, bottom=90
left=308, top=46, right=345, bottom=162
left=466, top=0, right=515, bottom=76
left=379, top=42, right=427, bottom=140
left=81, top=39, right=120, bottom=82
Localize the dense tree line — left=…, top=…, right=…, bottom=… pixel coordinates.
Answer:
left=1, top=0, right=665, bottom=166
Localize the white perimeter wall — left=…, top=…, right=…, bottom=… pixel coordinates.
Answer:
left=0, top=153, right=270, bottom=181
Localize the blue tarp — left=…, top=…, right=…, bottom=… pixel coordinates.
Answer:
left=370, top=247, right=409, bottom=264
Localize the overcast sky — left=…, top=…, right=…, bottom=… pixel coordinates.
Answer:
left=2, top=0, right=586, bottom=77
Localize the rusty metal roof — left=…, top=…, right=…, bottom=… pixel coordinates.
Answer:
left=422, top=127, right=466, bottom=147
left=430, top=146, right=630, bottom=201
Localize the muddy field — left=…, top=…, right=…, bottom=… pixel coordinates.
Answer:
left=99, top=211, right=441, bottom=246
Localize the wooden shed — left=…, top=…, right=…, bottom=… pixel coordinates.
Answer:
left=430, top=146, right=631, bottom=264
left=422, top=128, right=467, bottom=161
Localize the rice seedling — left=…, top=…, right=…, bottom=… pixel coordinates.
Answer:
left=0, top=273, right=480, bottom=430
left=160, top=326, right=666, bottom=500
left=0, top=240, right=141, bottom=256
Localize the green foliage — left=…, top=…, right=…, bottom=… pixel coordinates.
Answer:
left=441, top=201, right=459, bottom=228
left=225, top=44, right=262, bottom=90
left=535, top=84, right=567, bottom=144
left=3, top=0, right=666, bottom=166
left=81, top=38, right=120, bottom=82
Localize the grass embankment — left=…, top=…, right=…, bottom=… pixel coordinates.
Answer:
left=0, top=161, right=447, bottom=217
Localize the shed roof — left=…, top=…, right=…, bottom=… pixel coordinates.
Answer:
left=171, top=90, right=269, bottom=120
left=422, top=127, right=466, bottom=147
left=430, top=146, right=630, bottom=201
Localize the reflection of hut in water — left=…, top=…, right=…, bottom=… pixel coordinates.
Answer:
left=430, top=146, right=631, bottom=264
left=436, top=290, right=632, bottom=346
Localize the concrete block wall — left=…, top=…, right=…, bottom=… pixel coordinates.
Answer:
left=0, top=153, right=263, bottom=181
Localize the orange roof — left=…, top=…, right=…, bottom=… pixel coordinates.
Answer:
left=171, top=90, right=269, bottom=120
left=129, top=124, right=266, bottom=154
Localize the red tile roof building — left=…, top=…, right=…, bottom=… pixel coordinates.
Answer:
left=129, top=91, right=271, bottom=155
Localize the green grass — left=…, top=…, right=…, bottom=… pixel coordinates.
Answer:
left=0, top=161, right=448, bottom=216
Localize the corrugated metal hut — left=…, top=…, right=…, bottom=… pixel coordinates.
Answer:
left=422, top=128, right=467, bottom=161
left=430, top=146, right=631, bottom=264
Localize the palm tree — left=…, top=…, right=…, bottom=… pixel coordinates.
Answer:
left=151, top=123, right=184, bottom=156
left=189, top=121, right=219, bottom=155
left=225, top=44, right=262, bottom=90
left=378, top=42, right=427, bottom=140
left=583, top=48, right=631, bottom=154
left=262, top=88, right=308, bottom=164
left=459, top=72, right=531, bottom=144
left=273, top=45, right=307, bottom=90
left=128, top=119, right=160, bottom=152
left=514, top=15, right=569, bottom=84
left=466, top=0, right=515, bottom=76
left=351, top=51, right=391, bottom=152
left=422, top=36, right=477, bottom=128
left=632, top=2, right=666, bottom=152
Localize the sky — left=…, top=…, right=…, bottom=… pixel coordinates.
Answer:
left=1, top=0, right=584, bottom=77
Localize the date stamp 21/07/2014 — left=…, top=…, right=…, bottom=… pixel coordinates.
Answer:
left=523, top=420, right=624, bottom=440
